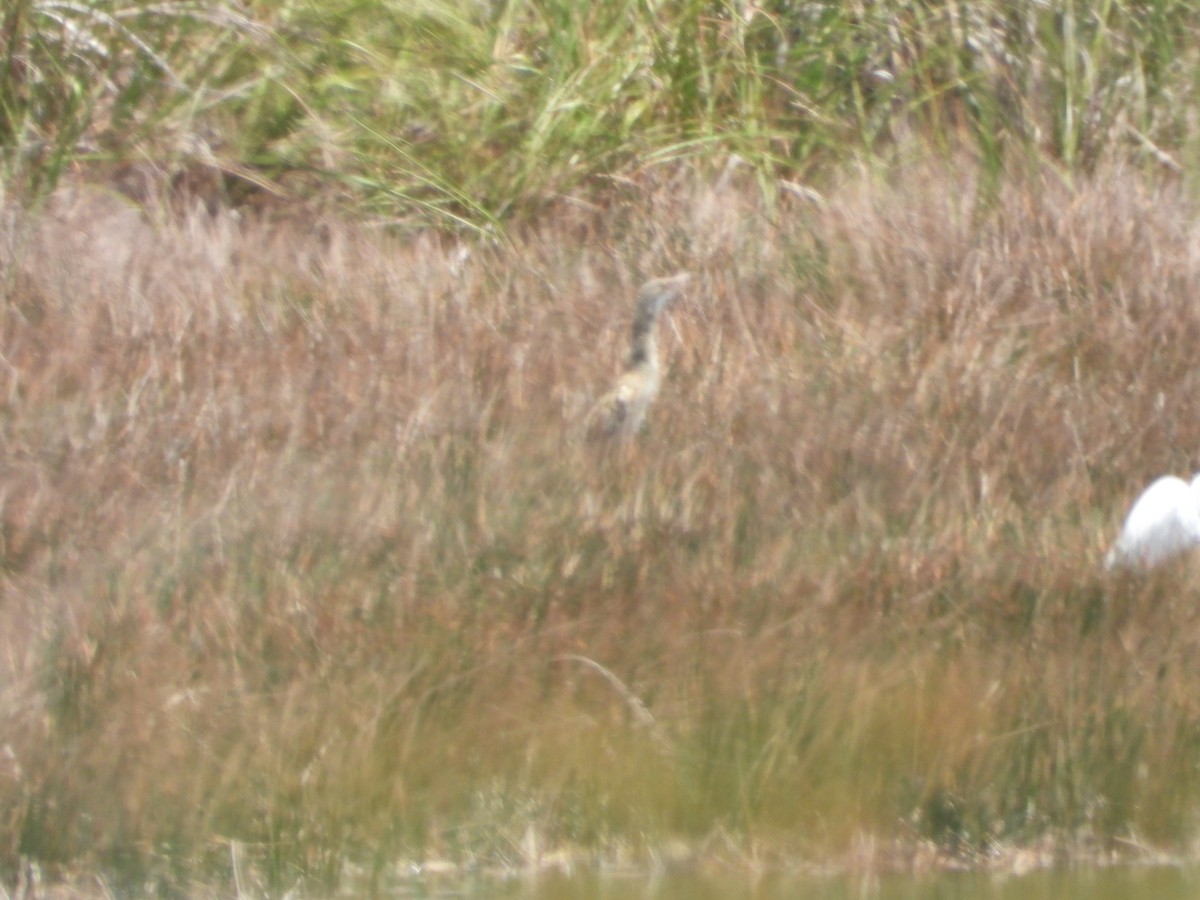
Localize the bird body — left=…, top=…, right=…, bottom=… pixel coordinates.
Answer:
left=585, top=273, right=690, bottom=442
left=1105, top=473, right=1200, bottom=569
left=586, top=365, right=662, bottom=442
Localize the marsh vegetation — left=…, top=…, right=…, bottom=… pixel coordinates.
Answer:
left=5, top=0, right=1200, bottom=895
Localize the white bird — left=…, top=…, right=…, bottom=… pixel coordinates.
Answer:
left=1105, top=473, right=1200, bottom=570
left=584, top=272, right=690, bottom=442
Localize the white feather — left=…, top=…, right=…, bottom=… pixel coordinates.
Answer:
left=1105, top=473, right=1200, bottom=569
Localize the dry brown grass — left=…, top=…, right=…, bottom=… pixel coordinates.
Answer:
left=4, top=157, right=1200, bottom=892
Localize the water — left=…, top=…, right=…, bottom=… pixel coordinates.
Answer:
left=399, top=865, right=1200, bottom=899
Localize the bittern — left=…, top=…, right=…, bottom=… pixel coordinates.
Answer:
left=585, top=272, right=690, bottom=442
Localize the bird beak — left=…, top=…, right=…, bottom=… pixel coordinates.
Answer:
left=662, top=272, right=691, bottom=309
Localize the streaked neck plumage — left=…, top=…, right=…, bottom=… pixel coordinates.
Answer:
left=627, top=304, right=662, bottom=372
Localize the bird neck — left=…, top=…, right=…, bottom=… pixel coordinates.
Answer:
left=627, top=317, right=660, bottom=371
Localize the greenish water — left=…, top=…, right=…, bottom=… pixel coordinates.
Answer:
left=400, top=865, right=1200, bottom=899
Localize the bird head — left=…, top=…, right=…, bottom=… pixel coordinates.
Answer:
left=636, top=272, right=691, bottom=319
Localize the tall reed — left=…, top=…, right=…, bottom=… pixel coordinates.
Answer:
left=5, top=1, right=1200, bottom=224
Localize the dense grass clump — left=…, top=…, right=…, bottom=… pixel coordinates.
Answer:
left=3, top=158, right=1200, bottom=892
left=4, top=1, right=1200, bottom=223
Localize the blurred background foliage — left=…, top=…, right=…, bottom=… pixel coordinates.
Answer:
left=3, top=1, right=1199, bottom=227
